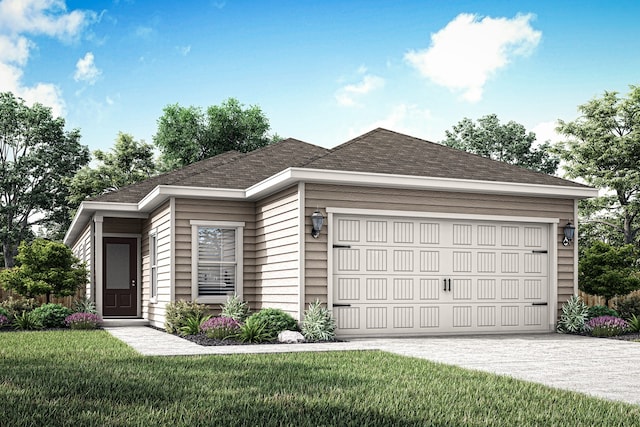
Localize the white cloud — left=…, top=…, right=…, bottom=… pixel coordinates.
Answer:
left=177, top=45, right=191, bottom=56
left=349, top=104, right=433, bottom=139
left=335, top=74, right=385, bottom=107
left=0, top=0, right=97, bottom=116
left=0, top=0, right=93, bottom=39
left=74, top=52, right=101, bottom=84
left=531, top=120, right=561, bottom=145
left=405, top=13, right=541, bottom=102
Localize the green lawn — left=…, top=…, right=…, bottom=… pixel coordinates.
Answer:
left=0, top=331, right=637, bottom=426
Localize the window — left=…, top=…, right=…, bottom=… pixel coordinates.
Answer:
left=191, top=221, right=244, bottom=302
left=150, top=230, right=158, bottom=301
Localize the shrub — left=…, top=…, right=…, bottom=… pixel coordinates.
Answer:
left=65, top=313, right=102, bottom=330
left=0, top=306, right=9, bottom=318
left=0, top=314, right=9, bottom=328
left=627, top=314, right=640, bottom=333
left=585, top=316, right=629, bottom=337
left=220, top=294, right=250, bottom=322
left=0, top=296, right=39, bottom=319
left=200, top=316, right=241, bottom=340
left=178, top=314, right=212, bottom=336
left=164, top=300, right=207, bottom=334
left=615, top=295, right=640, bottom=320
left=249, top=308, right=298, bottom=337
left=13, top=311, right=43, bottom=330
left=0, top=239, right=87, bottom=302
left=579, top=241, right=640, bottom=305
left=557, top=295, right=589, bottom=334
left=31, top=304, right=73, bottom=328
left=236, top=315, right=273, bottom=343
left=302, top=300, right=336, bottom=342
left=587, top=305, right=619, bottom=320
left=73, top=297, right=97, bottom=314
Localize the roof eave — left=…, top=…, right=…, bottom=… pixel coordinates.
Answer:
left=63, top=201, right=141, bottom=245
left=65, top=168, right=597, bottom=246
left=246, top=167, right=599, bottom=200
left=137, top=185, right=246, bottom=212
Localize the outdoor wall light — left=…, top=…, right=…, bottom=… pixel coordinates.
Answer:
left=563, top=221, right=575, bottom=246
left=311, top=210, right=324, bottom=238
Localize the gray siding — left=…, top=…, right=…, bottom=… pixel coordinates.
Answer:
left=142, top=202, right=172, bottom=328
left=254, top=186, right=300, bottom=317
left=304, top=183, right=575, bottom=318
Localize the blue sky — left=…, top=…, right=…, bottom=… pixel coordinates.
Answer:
left=2, top=0, right=640, bottom=153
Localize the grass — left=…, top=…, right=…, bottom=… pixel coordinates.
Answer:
left=1, top=331, right=639, bottom=426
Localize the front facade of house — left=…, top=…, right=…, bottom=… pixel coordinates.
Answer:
left=65, top=129, right=597, bottom=337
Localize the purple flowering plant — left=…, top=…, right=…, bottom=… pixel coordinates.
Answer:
left=0, top=314, right=9, bottom=328
left=585, top=315, right=629, bottom=337
left=200, top=316, right=241, bottom=340
left=64, top=312, right=103, bottom=330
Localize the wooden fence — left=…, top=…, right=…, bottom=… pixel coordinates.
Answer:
left=578, top=290, right=640, bottom=308
left=0, top=288, right=84, bottom=308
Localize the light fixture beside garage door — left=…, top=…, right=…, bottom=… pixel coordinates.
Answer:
left=563, top=221, right=575, bottom=246
left=311, top=209, right=324, bottom=238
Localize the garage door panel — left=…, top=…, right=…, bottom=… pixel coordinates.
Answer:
left=333, top=215, right=551, bottom=336
left=336, top=248, right=359, bottom=271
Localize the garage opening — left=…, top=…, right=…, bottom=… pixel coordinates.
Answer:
left=331, top=214, right=553, bottom=337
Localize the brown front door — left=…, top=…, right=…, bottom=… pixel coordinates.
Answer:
left=103, top=237, right=137, bottom=316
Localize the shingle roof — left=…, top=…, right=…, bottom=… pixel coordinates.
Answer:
left=306, top=128, right=587, bottom=188
left=93, top=138, right=330, bottom=203
left=93, top=128, right=588, bottom=204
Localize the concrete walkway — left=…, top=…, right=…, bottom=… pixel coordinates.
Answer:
left=105, top=327, right=640, bottom=406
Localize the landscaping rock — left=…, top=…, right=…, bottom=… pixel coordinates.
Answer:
left=278, top=330, right=305, bottom=343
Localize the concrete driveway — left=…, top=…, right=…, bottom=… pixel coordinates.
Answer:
left=107, top=327, right=640, bottom=406
left=358, top=334, right=640, bottom=406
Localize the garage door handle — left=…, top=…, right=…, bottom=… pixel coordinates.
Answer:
left=448, top=279, right=451, bottom=292
left=532, top=250, right=548, bottom=253
left=443, top=278, right=451, bottom=292
left=333, top=244, right=351, bottom=248
left=532, top=302, right=548, bottom=306
left=333, top=304, right=351, bottom=307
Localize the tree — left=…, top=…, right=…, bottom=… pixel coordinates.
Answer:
left=578, top=241, right=640, bottom=305
left=68, top=132, right=157, bottom=207
left=0, top=239, right=88, bottom=303
left=556, top=86, right=640, bottom=246
left=154, top=98, right=279, bottom=170
left=441, top=114, right=559, bottom=174
left=0, top=92, right=89, bottom=267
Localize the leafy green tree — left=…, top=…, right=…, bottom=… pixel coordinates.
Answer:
left=0, top=92, right=89, bottom=267
left=154, top=98, right=279, bottom=170
left=0, top=239, right=88, bottom=303
left=441, top=114, right=559, bottom=174
left=556, top=86, right=640, bottom=246
left=579, top=241, right=640, bottom=305
left=68, top=132, right=157, bottom=207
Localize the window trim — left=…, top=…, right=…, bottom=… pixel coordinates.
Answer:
left=190, top=220, right=244, bottom=303
left=149, top=229, right=158, bottom=303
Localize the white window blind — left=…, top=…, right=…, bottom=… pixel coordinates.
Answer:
left=197, top=227, right=237, bottom=296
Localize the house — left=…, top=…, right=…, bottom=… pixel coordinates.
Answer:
left=64, top=128, right=597, bottom=337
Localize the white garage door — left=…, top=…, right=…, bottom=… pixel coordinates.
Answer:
left=332, top=215, right=551, bottom=337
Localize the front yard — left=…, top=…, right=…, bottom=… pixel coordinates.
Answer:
left=0, top=331, right=638, bottom=426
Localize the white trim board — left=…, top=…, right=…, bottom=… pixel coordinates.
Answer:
left=326, top=207, right=560, bottom=224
